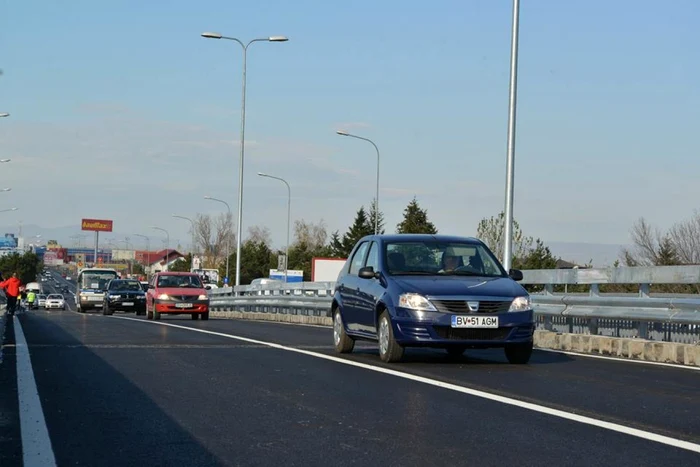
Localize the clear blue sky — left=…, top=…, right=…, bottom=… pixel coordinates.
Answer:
left=1, top=0, right=698, bottom=253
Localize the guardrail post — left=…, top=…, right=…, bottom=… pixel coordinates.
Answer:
left=590, top=284, right=600, bottom=297
left=544, top=284, right=554, bottom=295
left=639, top=283, right=650, bottom=298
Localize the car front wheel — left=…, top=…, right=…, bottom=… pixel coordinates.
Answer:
left=377, top=310, right=404, bottom=363
left=333, top=308, right=354, bottom=354
left=504, top=341, right=533, bottom=364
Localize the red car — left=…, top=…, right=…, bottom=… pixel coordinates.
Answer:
left=146, top=272, right=210, bottom=320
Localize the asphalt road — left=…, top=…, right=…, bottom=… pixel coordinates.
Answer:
left=1, top=305, right=699, bottom=466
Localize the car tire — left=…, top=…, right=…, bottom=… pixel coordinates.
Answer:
left=377, top=310, right=404, bottom=363
left=504, top=341, right=533, bottom=364
left=333, top=308, right=354, bottom=354
left=201, top=312, right=209, bottom=321
left=191, top=313, right=198, bottom=320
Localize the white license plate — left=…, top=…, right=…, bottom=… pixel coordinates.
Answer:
left=122, top=302, right=134, bottom=306
left=451, top=315, right=499, bottom=328
left=175, top=303, right=193, bottom=309
left=88, top=296, right=102, bottom=301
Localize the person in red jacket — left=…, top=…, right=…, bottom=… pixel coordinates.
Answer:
left=0, top=272, right=22, bottom=315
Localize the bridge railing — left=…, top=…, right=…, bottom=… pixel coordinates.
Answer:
left=208, top=265, right=700, bottom=344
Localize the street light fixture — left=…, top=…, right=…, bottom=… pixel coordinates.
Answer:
left=0, top=159, right=10, bottom=163
left=204, top=196, right=231, bottom=286
left=152, top=227, right=170, bottom=272
left=336, top=130, right=381, bottom=234
left=0, top=188, right=11, bottom=192
left=258, top=172, right=291, bottom=283
left=172, top=214, right=197, bottom=261
left=201, top=31, right=288, bottom=289
left=0, top=207, right=18, bottom=213
left=0, top=113, right=9, bottom=118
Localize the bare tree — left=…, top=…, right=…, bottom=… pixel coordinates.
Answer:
left=668, top=210, right=700, bottom=264
left=247, top=225, right=272, bottom=247
left=193, top=213, right=235, bottom=269
left=293, top=219, right=328, bottom=250
left=476, top=212, right=532, bottom=261
left=620, top=217, right=661, bottom=266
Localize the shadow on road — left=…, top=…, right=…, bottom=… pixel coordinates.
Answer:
left=15, top=312, right=227, bottom=467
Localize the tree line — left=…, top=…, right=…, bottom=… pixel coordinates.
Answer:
left=0, top=251, right=43, bottom=285
left=172, top=196, right=561, bottom=285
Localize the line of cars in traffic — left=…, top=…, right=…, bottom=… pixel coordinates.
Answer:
left=73, top=267, right=210, bottom=320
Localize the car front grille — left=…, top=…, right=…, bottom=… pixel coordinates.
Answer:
left=431, top=300, right=512, bottom=314
left=432, top=326, right=512, bottom=341
left=172, top=295, right=199, bottom=302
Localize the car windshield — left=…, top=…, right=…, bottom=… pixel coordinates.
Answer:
left=47, top=294, right=63, bottom=300
left=81, top=271, right=118, bottom=289
left=157, top=275, right=203, bottom=288
left=384, top=241, right=506, bottom=277
left=110, top=281, right=143, bottom=291
left=38, top=294, right=46, bottom=299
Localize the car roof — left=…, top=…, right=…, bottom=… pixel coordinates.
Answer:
left=156, top=272, right=198, bottom=276
left=359, top=234, right=482, bottom=243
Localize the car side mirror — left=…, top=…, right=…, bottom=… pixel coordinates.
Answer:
left=204, top=285, right=212, bottom=290
left=358, top=266, right=378, bottom=279
left=509, top=268, right=523, bottom=281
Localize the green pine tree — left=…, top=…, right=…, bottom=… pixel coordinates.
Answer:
left=656, top=236, right=680, bottom=265
left=396, top=197, right=438, bottom=234
left=366, top=198, right=386, bottom=235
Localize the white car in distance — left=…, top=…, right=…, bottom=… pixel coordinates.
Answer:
left=45, top=294, right=66, bottom=310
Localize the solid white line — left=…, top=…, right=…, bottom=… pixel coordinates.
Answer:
left=537, top=348, right=700, bottom=372
left=113, top=316, right=700, bottom=454
left=14, top=316, right=57, bottom=467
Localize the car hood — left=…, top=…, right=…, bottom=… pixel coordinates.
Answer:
left=392, top=275, right=526, bottom=298
left=157, top=287, right=206, bottom=296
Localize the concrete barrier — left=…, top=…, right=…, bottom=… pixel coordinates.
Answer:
left=210, top=310, right=700, bottom=367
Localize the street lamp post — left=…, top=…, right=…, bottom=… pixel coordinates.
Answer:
left=134, top=234, right=151, bottom=277
left=201, top=31, right=288, bottom=288
left=258, top=172, right=291, bottom=283
left=173, top=214, right=197, bottom=267
left=152, top=227, right=170, bottom=272
left=502, top=0, right=521, bottom=272
left=204, top=196, right=231, bottom=286
left=336, top=130, right=381, bottom=234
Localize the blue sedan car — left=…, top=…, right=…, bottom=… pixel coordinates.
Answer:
left=332, top=234, right=534, bottom=363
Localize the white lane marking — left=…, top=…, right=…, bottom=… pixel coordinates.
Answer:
left=14, top=316, right=57, bottom=466
left=113, top=316, right=700, bottom=454
left=538, top=348, right=700, bottom=372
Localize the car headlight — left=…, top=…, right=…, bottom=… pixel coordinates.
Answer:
left=397, top=293, right=437, bottom=311
left=197, top=294, right=208, bottom=300
left=509, top=296, right=532, bottom=312
left=137, top=295, right=145, bottom=300
left=157, top=294, right=169, bottom=300
left=110, top=295, right=121, bottom=300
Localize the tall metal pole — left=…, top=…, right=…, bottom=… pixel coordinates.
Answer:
left=335, top=131, right=381, bottom=234
left=173, top=215, right=196, bottom=268
left=94, top=231, right=99, bottom=266
left=201, top=33, right=288, bottom=289
left=502, top=0, right=521, bottom=272
left=258, top=173, right=291, bottom=283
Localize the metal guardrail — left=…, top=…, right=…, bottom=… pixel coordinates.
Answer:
left=208, top=266, right=700, bottom=344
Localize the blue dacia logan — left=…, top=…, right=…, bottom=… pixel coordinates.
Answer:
left=332, top=234, right=534, bottom=363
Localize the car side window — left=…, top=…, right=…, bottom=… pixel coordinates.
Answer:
left=365, top=242, right=380, bottom=271
left=348, top=242, right=370, bottom=275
